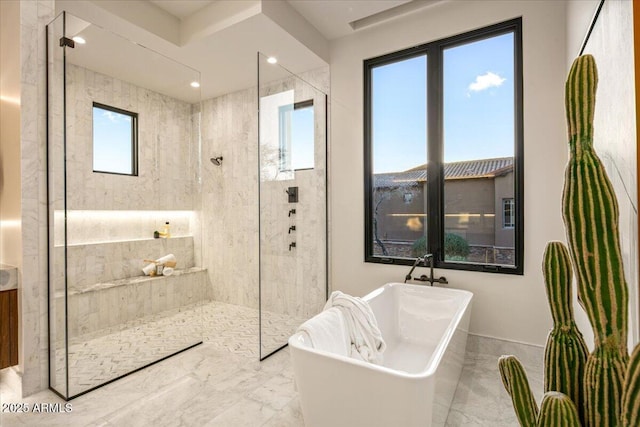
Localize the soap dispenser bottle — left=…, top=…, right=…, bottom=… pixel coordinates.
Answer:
left=160, top=221, right=171, bottom=238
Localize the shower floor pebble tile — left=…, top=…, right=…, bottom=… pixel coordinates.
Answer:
left=1, top=301, right=542, bottom=426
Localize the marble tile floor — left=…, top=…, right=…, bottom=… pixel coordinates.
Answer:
left=51, top=300, right=306, bottom=397
left=1, top=303, right=543, bottom=426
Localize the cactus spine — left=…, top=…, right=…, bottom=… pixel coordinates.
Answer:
left=622, top=344, right=640, bottom=426
left=537, top=392, right=582, bottom=427
left=499, top=355, right=539, bottom=427
left=542, top=241, right=588, bottom=423
left=563, top=54, right=628, bottom=427
left=498, top=54, right=640, bottom=427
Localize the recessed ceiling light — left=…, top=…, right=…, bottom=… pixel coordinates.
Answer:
left=190, top=81, right=200, bottom=88
left=72, top=36, right=86, bottom=44
left=267, top=57, right=277, bottom=64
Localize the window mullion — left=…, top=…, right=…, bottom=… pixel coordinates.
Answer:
left=426, top=45, right=443, bottom=264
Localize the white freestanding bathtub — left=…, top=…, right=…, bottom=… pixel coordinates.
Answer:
left=288, top=283, right=473, bottom=427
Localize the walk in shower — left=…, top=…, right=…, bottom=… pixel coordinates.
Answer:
left=47, top=12, right=205, bottom=399
left=46, top=10, right=329, bottom=398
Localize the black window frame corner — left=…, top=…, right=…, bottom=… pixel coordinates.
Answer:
left=363, top=17, right=524, bottom=275
left=92, top=101, right=139, bottom=177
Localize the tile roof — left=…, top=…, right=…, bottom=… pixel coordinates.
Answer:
left=374, top=156, right=513, bottom=187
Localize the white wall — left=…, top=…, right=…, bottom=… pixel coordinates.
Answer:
left=565, top=0, right=601, bottom=65
left=329, top=0, right=569, bottom=346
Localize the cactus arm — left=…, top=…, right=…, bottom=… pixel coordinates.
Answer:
left=622, top=344, right=640, bottom=427
left=499, top=355, right=539, bottom=427
left=542, top=241, right=589, bottom=423
left=563, top=54, right=629, bottom=426
left=537, top=391, right=582, bottom=427
left=543, top=242, right=574, bottom=325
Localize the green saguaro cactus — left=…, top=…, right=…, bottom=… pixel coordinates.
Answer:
left=622, top=344, right=640, bottom=426
left=499, top=355, right=539, bottom=426
left=542, top=242, right=588, bottom=422
left=498, top=54, right=640, bottom=427
left=563, top=53, right=629, bottom=427
left=537, top=392, right=581, bottom=427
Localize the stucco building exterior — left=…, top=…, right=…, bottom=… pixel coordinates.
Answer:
left=373, top=157, right=515, bottom=264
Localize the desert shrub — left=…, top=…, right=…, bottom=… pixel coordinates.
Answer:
left=412, top=233, right=469, bottom=260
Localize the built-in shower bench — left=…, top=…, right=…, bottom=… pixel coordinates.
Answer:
left=69, top=266, right=206, bottom=295
left=52, top=236, right=209, bottom=341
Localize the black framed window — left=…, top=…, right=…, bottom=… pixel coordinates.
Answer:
left=92, top=102, right=138, bottom=176
left=364, top=18, right=523, bottom=274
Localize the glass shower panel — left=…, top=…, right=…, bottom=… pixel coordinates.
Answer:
left=258, top=53, right=328, bottom=359
left=47, top=12, right=67, bottom=399
left=47, top=12, right=204, bottom=399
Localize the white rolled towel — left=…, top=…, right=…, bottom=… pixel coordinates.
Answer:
left=142, top=254, right=177, bottom=276
left=156, top=254, right=177, bottom=265
left=142, top=263, right=156, bottom=276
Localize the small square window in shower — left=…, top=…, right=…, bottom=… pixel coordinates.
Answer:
left=278, top=99, right=314, bottom=172
left=92, top=102, right=138, bottom=175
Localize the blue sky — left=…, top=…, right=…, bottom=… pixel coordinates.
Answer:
left=93, top=107, right=134, bottom=174
left=290, top=106, right=314, bottom=170
left=372, top=33, right=514, bottom=173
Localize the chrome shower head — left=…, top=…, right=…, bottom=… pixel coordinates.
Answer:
left=210, top=156, right=223, bottom=166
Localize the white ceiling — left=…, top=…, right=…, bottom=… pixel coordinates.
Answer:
left=149, top=0, right=213, bottom=19
left=148, top=0, right=430, bottom=41
left=286, top=0, right=412, bottom=40
left=56, top=0, right=443, bottom=102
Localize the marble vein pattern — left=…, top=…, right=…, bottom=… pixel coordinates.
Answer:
left=0, top=264, right=19, bottom=291
left=63, top=64, right=199, bottom=212
left=200, top=65, right=329, bottom=322
left=19, top=0, right=55, bottom=397
left=2, top=319, right=542, bottom=427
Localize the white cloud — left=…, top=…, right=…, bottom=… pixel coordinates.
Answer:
left=102, top=110, right=120, bottom=122
left=468, top=71, right=506, bottom=93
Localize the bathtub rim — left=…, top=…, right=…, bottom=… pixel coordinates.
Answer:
left=288, top=282, right=473, bottom=380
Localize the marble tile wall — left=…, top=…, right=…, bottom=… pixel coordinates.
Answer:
left=200, top=66, right=329, bottom=321
left=53, top=236, right=197, bottom=294
left=201, top=86, right=260, bottom=309
left=0, top=264, right=19, bottom=291
left=63, top=63, right=199, bottom=211
left=53, top=210, right=194, bottom=246
left=19, top=0, right=55, bottom=397
left=51, top=267, right=207, bottom=343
